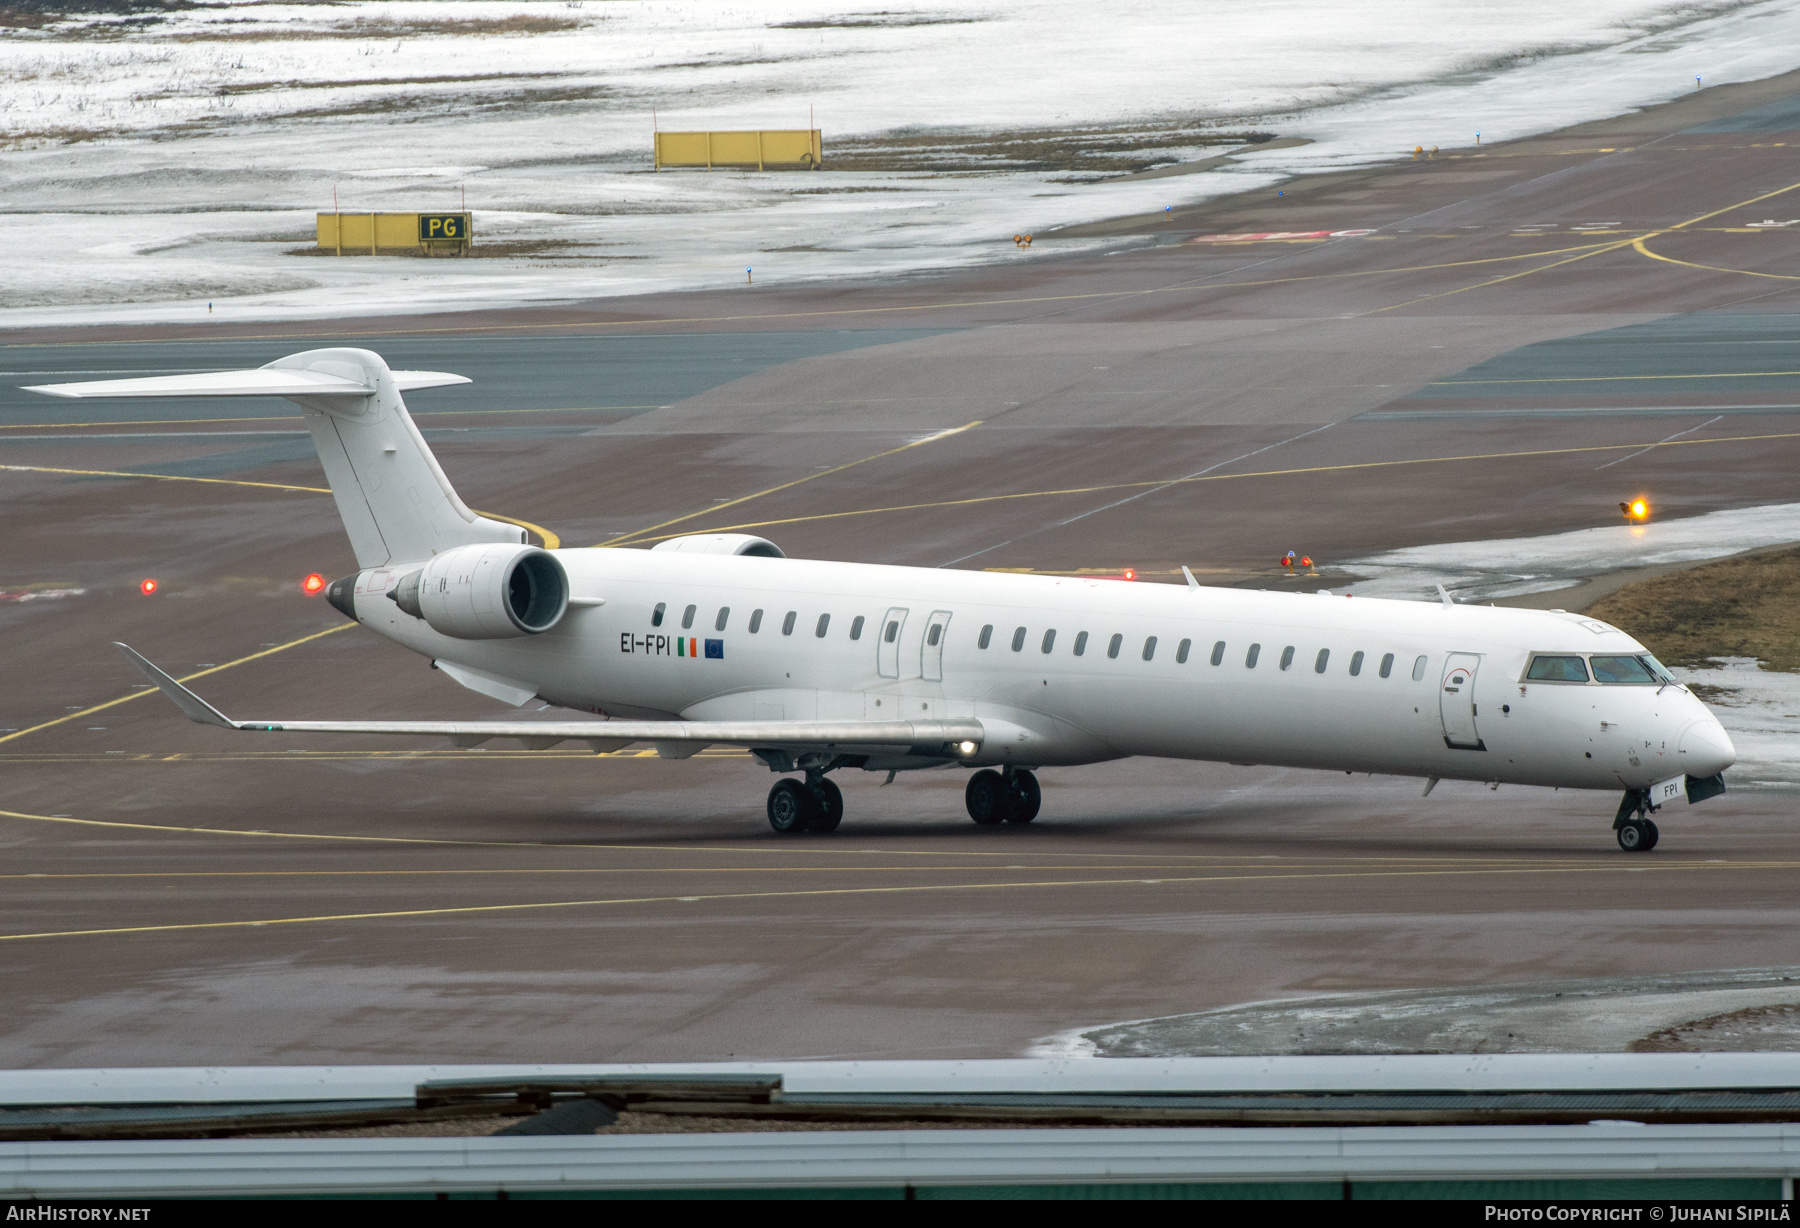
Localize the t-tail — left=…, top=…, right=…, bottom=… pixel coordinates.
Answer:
left=25, top=347, right=525, bottom=568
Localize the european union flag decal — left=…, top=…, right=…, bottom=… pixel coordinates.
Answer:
left=704, top=639, right=724, bottom=659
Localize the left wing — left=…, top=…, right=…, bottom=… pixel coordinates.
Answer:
left=116, top=644, right=984, bottom=758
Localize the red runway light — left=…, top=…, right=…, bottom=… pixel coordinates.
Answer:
left=1122, top=569, right=1136, bottom=581
left=302, top=572, right=326, bottom=595
left=139, top=578, right=158, bottom=595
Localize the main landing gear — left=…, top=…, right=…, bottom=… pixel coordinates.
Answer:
left=965, top=767, right=1041, bottom=826
left=764, top=766, right=1043, bottom=834
left=766, top=773, right=843, bottom=834
left=1613, top=788, right=1660, bottom=853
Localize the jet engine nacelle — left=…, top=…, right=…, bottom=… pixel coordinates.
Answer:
left=389, top=543, right=568, bottom=640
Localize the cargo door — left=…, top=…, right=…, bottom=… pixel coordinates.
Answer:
left=920, top=610, right=952, bottom=682
left=1439, top=652, right=1485, bottom=750
left=877, top=607, right=908, bottom=679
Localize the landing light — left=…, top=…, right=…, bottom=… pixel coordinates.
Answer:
left=957, top=741, right=977, bottom=755
left=138, top=578, right=158, bottom=595
left=301, top=572, right=326, bottom=595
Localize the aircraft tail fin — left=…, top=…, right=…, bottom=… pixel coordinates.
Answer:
left=26, top=348, right=524, bottom=568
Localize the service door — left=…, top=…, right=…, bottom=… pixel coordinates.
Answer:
left=877, top=607, right=909, bottom=679
left=920, top=610, right=952, bottom=682
left=1439, top=652, right=1484, bottom=749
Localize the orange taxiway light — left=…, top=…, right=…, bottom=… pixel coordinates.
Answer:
left=139, top=578, right=158, bottom=595
left=1620, top=498, right=1650, bottom=521
left=302, top=572, right=326, bottom=595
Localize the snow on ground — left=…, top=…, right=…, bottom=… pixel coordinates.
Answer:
left=1343, top=502, right=1800, bottom=604
left=5, top=0, right=1800, bottom=324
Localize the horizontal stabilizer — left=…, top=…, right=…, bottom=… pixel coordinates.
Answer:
left=25, top=368, right=469, bottom=399
left=116, top=644, right=984, bottom=754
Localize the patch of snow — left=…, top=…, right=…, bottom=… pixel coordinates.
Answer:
left=4, top=0, right=1800, bottom=323
left=1672, top=657, right=1800, bottom=790
left=1344, top=503, right=1800, bottom=603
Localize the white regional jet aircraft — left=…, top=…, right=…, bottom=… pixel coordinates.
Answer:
left=30, top=348, right=1735, bottom=850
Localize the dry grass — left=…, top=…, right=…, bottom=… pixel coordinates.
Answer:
left=1630, top=1002, right=1800, bottom=1052
left=1584, top=545, right=1800, bottom=671
left=170, top=13, right=585, bottom=41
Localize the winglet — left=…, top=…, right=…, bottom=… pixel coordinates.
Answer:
left=1181, top=566, right=1200, bottom=592
left=113, top=643, right=237, bottom=729
left=1436, top=584, right=1455, bottom=607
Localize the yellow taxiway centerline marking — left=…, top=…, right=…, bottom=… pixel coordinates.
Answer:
left=0, top=625, right=355, bottom=747
left=0, top=807, right=1616, bottom=865
left=600, top=420, right=983, bottom=548
left=1364, top=179, right=1800, bottom=315
left=1433, top=370, right=1800, bottom=386
left=0, top=464, right=558, bottom=549
left=620, top=428, right=1800, bottom=543
left=1629, top=237, right=1800, bottom=282
left=0, top=862, right=1776, bottom=943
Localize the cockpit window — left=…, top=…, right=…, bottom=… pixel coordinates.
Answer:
left=1590, top=654, right=1658, bottom=684
left=1639, top=654, right=1676, bottom=683
left=1526, top=655, right=1589, bottom=683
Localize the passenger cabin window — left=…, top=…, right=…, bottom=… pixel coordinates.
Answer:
left=1527, top=655, right=1589, bottom=683
left=1349, top=650, right=1364, bottom=677
left=1279, top=646, right=1296, bottom=671
left=681, top=604, right=696, bottom=630
left=1176, top=639, right=1192, bottom=664
left=1211, top=641, right=1225, bottom=666
left=1412, top=655, right=1428, bottom=681
left=1591, top=655, right=1660, bottom=684
left=1011, top=626, right=1027, bottom=652
left=815, top=613, right=831, bottom=638
left=1107, top=633, right=1123, bottom=660
left=928, top=623, right=943, bottom=647
left=749, top=609, right=764, bottom=634
left=1073, top=631, right=1088, bottom=656
left=850, top=615, right=865, bottom=641
left=1142, top=636, right=1157, bottom=661
left=715, top=607, right=730, bottom=632
left=783, top=611, right=798, bottom=636
left=1314, top=648, right=1330, bottom=674
left=978, top=624, right=994, bottom=649
left=885, top=619, right=900, bottom=643
left=1379, top=652, right=1394, bottom=678
left=651, top=602, right=666, bottom=627
left=1246, top=643, right=1261, bottom=668
left=1041, top=629, right=1056, bottom=654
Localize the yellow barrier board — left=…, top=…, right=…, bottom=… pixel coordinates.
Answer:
left=315, top=212, right=472, bottom=254
left=654, top=130, right=822, bottom=170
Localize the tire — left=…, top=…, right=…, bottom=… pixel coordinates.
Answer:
left=965, top=769, right=1007, bottom=825
left=1617, top=819, right=1648, bottom=852
left=1005, top=770, right=1041, bottom=823
left=1640, top=817, right=1660, bottom=851
left=767, top=778, right=818, bottom=834
left=808, top=777, right=844, bottom=833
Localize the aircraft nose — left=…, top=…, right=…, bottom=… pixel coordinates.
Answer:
left=1678, top=718, right=1736, bottom=778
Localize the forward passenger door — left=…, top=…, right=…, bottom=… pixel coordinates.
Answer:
left=1439, top=652, right=1484, bottom=750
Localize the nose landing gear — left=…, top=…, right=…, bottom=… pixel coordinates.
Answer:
left=1613, top=788, right=1660, bottom=852
left=965, top=767, right=1041, bottom=825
